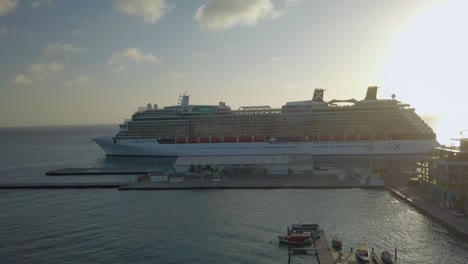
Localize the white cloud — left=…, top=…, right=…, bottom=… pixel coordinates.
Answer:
left=0, top=26, right=7, bottom=37
left=270, top=56, right=280, bottom=62
left=285, top=0, right=302, bottom=6
left=66, top=74, right=93, bottom=86
left=109, top=48, right=160, bottom=71
left=195, top=0, right=279, bottom=30
left=31, top=0, right=52, bottom=9
left=113, top=0, right=173, bottom=24
left=45, top=43, right=86, bottom=53
left=11, top=74, right=33, bottom=85
left=170, top=72, right=185, bottom=78
left=0, top=0, right=17, bottom=16
left=28, top=61, right=64, bottom=74
left=192, top=51, right=205, bottom=58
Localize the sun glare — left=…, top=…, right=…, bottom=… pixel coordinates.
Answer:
left=382, top=0, right=468, bottom=144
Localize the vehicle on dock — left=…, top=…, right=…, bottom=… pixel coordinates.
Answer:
left=356, top=243, right=370, bottom=263
left=450, top=209, right=464, bottom=217
left=380, top=250, right=393, bottom=264
left=289, top=223, right=320, bottom=232
left=278, top=232, right=313, bottom=245
left=331, top=236, right=342, bottom=250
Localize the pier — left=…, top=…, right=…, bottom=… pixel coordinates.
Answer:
left=313, top=230, right=335, bottom=264
left=46, top=168, right=152, bottom=176
left=0, top=183, right=124, bottom=189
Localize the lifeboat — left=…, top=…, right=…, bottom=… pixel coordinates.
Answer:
left=374, top=134, right=387, bottom=140
left=333, top=134, right=344, bottom=141
left=211, top=137, right=222, bottom=143
left=176, top=137, right=186, bottom=143
left=199, top=137, right=209, bottom=143
left=360, top=134, right=372, bottom=140
left=347, top=134, right=358, bottom=141
left=223, top=136, right=237, bottom=143
left=308, top=135, right=318, bottom=141
left=239, top=136, right=252, bottom=142
left=254, top=136, right=265, bottom=142
left=188, top=137, right=198, bottom=143
left=320, top=135, right=331, bottom=141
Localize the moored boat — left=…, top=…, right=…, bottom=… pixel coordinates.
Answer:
left=331, top=237, right=342, bottom=250
left=356, top=243, right=370, bottom=263
left=278, top=232, right=312, bottom=245
left=381, top=250, right=393, bottom=264
left=289, top=223, right=320, bottom=233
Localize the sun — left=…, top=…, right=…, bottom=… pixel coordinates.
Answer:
left=382, top=0, right=468, bottom=145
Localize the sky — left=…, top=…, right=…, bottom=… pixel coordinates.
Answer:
left=0, top=0, right=467, bottom=144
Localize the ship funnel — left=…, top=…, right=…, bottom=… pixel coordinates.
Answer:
left=312, top=89, right=325, bottom=102
left=365, top=86, right=378, bottom=100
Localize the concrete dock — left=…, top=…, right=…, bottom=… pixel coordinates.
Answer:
left=46, top=168, right=152, bottom=176
left=0, top=183, right=125, bottom=189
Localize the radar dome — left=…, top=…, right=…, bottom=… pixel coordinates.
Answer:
left=391, top=94, right=396, bottom=99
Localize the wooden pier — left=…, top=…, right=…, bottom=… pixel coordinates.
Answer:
left=313, top=230, right=335, bottom=264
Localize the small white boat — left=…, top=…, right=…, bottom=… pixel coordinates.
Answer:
left=289, top=223, right=319, bottom=232
left=356, top=243, right=370, bottom=263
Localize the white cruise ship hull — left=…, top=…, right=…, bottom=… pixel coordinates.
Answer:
left=93, top=137, right=438, bottom=157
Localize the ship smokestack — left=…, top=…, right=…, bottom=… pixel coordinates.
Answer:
left=312, top=89, right=325, bottom=102
left=365, top=86, right=378, bottom=100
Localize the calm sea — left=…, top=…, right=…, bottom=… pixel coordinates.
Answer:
left=0, top=125, right=467, bottom=264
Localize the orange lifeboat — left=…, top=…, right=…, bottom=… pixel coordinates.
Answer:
left=333, top=134, right=344, bottom=141
left=254, top=136, right=265, bottom=142
left=188, top=137, right=198, bottom=143
left=374, top=134, right=386, bottom=140
left=211, top=137, right=222, bottom=143
left=176, top=137, right=186, bottom=143
left=239, top=136, right=252, bottom=142
left=199, top=137, right=209, bottom=143
left=360, top=134, right=372, bottom=140
left=320, top=135, right=331, bottom=141
left=347, top=135, right=358, bottom=141
left=223, top=136, right=237, bottom=143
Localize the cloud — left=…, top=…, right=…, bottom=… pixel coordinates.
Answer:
left=170, top=72, right=185, bottom=78
left=194, top=0, right=279, bottom=30
left=192, top=51, right=205, bottom=58
left=12, top=61, right=64, bottom=85
left=108, top=48, right=160, bottom=71
left=72, top=29, right=80, bottom=36
left=270, top=56, right=280, bottom=62
left=45, top=43, right=86, bottom=53
left=0, top=0, right=17, bottom=16
left=28, top=61, right=64, bottom=74
left=11, top=74, right=33, bottom=85
left=31, top=0, right=52, bottom=9
left=113, top=0, right=173, bottom=24
left=0, top=26, right=7, bottom=37
left=66, top=74, right=93, bottom=86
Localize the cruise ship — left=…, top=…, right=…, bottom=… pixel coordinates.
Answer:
left=94, top=86, right=438, bottom=157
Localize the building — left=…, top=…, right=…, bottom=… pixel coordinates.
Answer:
left=419, top=138, right=468, bottom=211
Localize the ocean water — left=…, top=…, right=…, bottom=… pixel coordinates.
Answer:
left=0, top=125, right=467, bottom=264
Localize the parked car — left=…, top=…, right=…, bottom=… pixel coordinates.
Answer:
left=450, top=209, right=465, bottom=217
